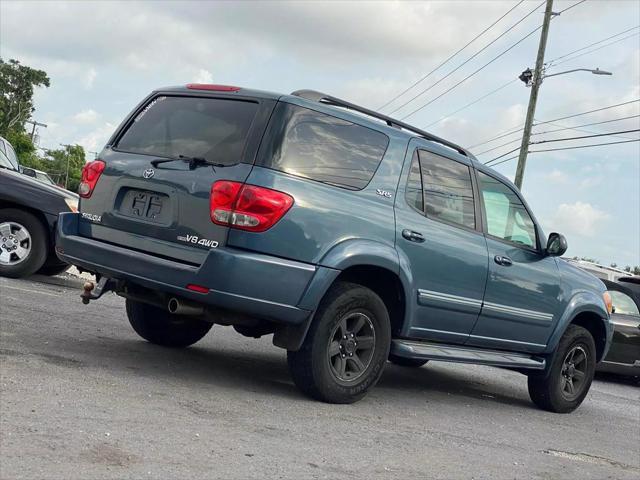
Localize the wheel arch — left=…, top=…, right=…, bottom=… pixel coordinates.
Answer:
left=274, top=239, right=413, bottom=351
left=0, top=201, right=54, bottom=249
left=547, top=291, right=611, bottom=363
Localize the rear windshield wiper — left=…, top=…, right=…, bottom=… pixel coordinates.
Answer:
left=150, top=155, right=225, bottom=170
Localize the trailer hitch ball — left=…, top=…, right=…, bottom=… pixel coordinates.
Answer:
left=81, top=281, right=95, bottom=305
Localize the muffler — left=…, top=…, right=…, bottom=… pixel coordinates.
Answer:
left=167, top=297, right=205, bottom=316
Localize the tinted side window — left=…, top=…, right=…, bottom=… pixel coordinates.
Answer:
left=116, top=96, right=259, bottom=165
left=478, top=171, right=537, bottom=249
left=418, top=150, right=475, bottom=229
left=405, top=151, right=423, bottom=211
left=257, top=103, right=389, bottom=190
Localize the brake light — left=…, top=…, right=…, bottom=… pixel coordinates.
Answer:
left=210, top=181, right=294, bottom=232
left=78, top=160, right=106, bottom=198
left=186, top=84, right=240, bottom=92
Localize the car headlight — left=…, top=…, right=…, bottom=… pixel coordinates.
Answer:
left=64, top=197, right=79, bottom=213
left=603, top=291, right=613, bottom=315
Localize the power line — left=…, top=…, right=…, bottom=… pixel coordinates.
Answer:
left=378, top=0, right=526, bottom=111
left=533, top=99, right=640, bottom=127
left=476, top=114, right=640, bottom=155
left=530, top=138, right=640, bottom=153
left=469, top=123, right=525, bottom=149
left=487, top=146, right=522, bottom=164
left=386, top=0, right=544, bottom=116
left=546, top=25, right=640, bottom=65
left=470, top=99, right=640, bottom=149
left=556, top=0, right=587, bottom=15
left=534, top=118, right=639, bottom=140
left=529, top=128, right=640, bottom=145
left=487, top=138, right=640, bottom=167
left=401, top=25, right=542, bottom=120
left=424, top=79, right=518, bottom=128
left=533, top=114, right=640, bottom=135
left=551, top=31, right=640, bottom=67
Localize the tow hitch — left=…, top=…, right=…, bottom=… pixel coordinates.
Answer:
left=80, top=277, right=117, bottom=304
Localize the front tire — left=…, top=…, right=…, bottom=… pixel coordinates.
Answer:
left=0, top=208, right=48, bottom=278
left=125, top=299, right=213, bottom=348
left=528, top=325, right=596, bottom=413
left=287, top=281, right=391, bottom=404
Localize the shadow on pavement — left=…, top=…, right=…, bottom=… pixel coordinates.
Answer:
left=595, top=371, right=640, bottom=387
left=6, top=321, right=535, bottom=409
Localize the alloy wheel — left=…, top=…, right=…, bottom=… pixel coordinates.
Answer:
left=0, top=222, right=31, bottom=266
left=327, top=311, right=376, bottom=383
left=560, top=345, right=588, bottom=400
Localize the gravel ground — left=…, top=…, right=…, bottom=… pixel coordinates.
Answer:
left=1, top=273, right=639, bottom=480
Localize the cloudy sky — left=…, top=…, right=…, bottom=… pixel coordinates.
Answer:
left=1, top=0, right=639, bottom=266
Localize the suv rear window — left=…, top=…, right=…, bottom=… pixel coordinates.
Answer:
left=257, top=103, right=389, bottom=190
left=116, top=96, right=258, bottom=165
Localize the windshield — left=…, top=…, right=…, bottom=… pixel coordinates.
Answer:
left=0, top=138, right=19, bottom=171
left=36, top=171, right=56, bottom=185
left=116, top=96, right=259, bottom=166
left=0, top=149, right=18, bottom=171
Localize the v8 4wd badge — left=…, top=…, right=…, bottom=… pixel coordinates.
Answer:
left=177, top=234, right=219, bottom=248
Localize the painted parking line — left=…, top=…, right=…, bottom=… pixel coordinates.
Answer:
left=0, top=283, right=59, bottom=297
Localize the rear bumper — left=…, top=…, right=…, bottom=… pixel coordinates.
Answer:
left=55, top=212, right=315, bottom=324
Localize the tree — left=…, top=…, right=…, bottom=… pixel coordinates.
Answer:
left=4, top=129, right=42, bottom=169
left=44, top=144, right=86, bottom=192
left=0, top=58, right=50, bottom=136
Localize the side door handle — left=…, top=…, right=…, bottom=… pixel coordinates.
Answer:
left=402, top=229, right=425, bottom=243
left=494, top=255, right=513, bottom=266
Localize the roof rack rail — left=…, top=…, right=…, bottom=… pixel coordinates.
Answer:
left=291, top=89, right=473, bottom=158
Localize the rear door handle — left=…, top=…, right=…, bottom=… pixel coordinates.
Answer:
left=494, top=255, right=513, bottom=266
left=402, top=229, right=425, bottom=243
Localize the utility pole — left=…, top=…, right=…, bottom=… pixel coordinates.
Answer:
left=25, top=119, right=47, bottom=142
left=514, top=0, right=554, bottom=190
left=60, top=143, right=76, bottom=189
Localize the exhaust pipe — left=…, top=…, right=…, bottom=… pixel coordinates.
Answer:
left=167, top=297, right=205, bottom=316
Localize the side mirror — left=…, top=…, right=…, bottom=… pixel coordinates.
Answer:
left=21, top=167, right=36, bottom=177
left=546, top=232, right=568, bottom=257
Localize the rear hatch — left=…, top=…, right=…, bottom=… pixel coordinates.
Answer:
left=79, top=91, right=275, bottom=263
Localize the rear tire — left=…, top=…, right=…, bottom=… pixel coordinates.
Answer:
left=389, top=354, right=429, bottom=368
left=528, top=325, right=596, bottom=413
left=287, top=281, right=391, bottom=404
left=125, top=299, right=213, bottom=348
left=0, top=208, right=48, bottom=279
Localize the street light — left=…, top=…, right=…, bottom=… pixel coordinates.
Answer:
left=514, top=65, right=613, bottom=189
left=543, top=67, right=613, bottom=79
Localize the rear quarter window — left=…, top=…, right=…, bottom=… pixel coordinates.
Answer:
left=257, top=103, right=389, bottom=190
left=116, top=96, right=259, bottom=165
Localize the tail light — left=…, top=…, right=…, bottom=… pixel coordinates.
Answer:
left=210, top=181, right=294, bottom=232
left=78, top=160, right=106, bottom=198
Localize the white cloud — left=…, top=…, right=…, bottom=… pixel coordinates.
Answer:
left=84, top=67, right=97, bottom=89
left=544, top=169, right=569, bottom=184
left=77, top=121, right=116, bottom=158
left=72, top=109, right=99, bottom=124
left=193, top=69, right=213, bottom=84
left=551, top=202, right=610, bottom=237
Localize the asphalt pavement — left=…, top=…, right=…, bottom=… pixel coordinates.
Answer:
left=1, top=273, right=638, bottom=480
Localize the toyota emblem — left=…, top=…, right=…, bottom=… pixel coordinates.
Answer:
left=142, top=168, right=155, bottom=179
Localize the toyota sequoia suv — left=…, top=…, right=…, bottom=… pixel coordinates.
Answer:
left=55, top=85, right=613, bottom=412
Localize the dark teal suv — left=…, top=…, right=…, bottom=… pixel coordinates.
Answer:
left=56, top=84, right=613, bottom=412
